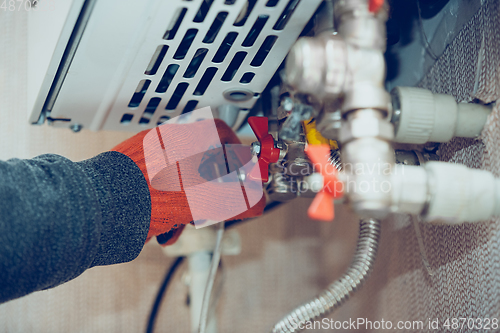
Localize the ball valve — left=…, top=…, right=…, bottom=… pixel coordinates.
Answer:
left=305, top=144, right=344, bottom=221
left=247, top=117, right=281, bottom=183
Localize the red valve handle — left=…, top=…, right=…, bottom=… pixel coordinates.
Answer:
left=369, top=0, right=384, bottom=13
left=305, top=144, right=343, bottom=221
left=247, top=116, right=280, bottom=182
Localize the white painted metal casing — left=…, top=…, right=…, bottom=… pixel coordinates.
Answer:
left=28, top=0, right=322, bottom=132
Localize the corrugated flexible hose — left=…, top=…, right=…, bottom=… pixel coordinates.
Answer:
left=271, top=218, right=381, bottom=333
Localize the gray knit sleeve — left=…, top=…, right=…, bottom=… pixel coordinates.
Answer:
left=0, top=151, right=151, bottom=303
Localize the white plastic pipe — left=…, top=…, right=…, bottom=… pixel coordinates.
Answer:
left=455, top=103, right=492, bottom=138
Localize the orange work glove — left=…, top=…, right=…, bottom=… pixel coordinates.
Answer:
left=112, top=118, right=266, bottom=245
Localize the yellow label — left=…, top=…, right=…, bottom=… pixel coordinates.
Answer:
left=303, top=119, right=338, bottom=149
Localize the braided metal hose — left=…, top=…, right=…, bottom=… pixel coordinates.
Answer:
left=271, top=218, right=381, bottom=333
left=328, top=149, right=342, bottom=171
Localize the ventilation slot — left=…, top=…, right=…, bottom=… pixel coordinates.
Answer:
left=194, top=0, right=214, bottom=23
left=224, top=0, right=236, bottom=4
left=139, top=97, right=162, bottom=124
left=273, top=0, right=300, bottom=30
left=166, top=82, right=189, bottom=110
left=156, top=64, right=180, bottom=93
left=128, top=79, right=151, bottom=108
left=182, top=100, right=199, bottom=113
left=221, top=51, right=247, bottom=82
left=242, top=15, right=269, bottom=47
left=157, top=116, right=171, bottom=126
left=240, top=72, right=255, bottom=84
left=266, top=0, right=279, bottom=6
left=194, top=67, right=218, bottom=95
left=212, top=32, right=238, bottom=63
left=203, top=12, right=228, bottom=43
left=174, top=29, right=198, bottom=60
left=145, top=45, right=169, bottom=75
left=120, top=113, right=134, bottom=125
left=227, top=91, right=251, bottom=101
left=184, top=49, right=208, bottom=78
left=164, top=7, right=187, bottom=40
left=250, top=35, right=277, bottom=66
left=233, top=0, right=256, bottom=26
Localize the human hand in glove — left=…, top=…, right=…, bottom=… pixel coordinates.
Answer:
left=112, top=117, right=266, bottom=245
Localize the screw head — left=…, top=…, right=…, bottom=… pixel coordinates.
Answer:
left=251, top=141, right=261, bottom=156
left=282, top=97, right=294, bottom=112
left=70, top=124, right=82, bottom=133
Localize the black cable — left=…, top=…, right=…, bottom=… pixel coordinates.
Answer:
left=145, top=256, right=184, bottom=333
left=225, top=201, right=283, bottom=229
left=416, top=0, right=438, bottom=60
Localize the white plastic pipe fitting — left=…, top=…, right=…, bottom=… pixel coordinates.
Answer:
left=391, top=87, right=492, bottom=144
left=285, top=0, right=394, bottom=220
left=424, top=162, right=500, bottom=223
left=390, top=164, right=428, bottom=215
left=285, top=33, right=348, bottom=99
left=285, top=34, right=388, bottom=110
left=334, top=0, right=388, bottom=50
left=342, top=47, right=389, bottom=113
left=340, top=109, right=395, bottom=219
left=391, top=161, right=500, bottom=223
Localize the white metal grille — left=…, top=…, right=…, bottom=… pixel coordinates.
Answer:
left=29, top=0, right=322, bottom=132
